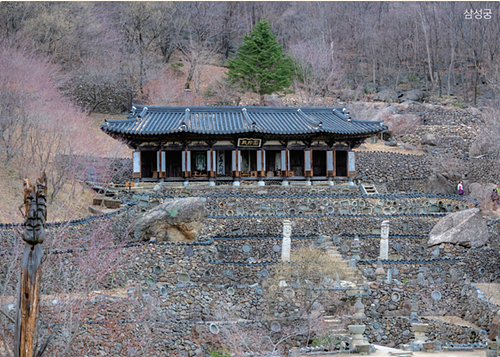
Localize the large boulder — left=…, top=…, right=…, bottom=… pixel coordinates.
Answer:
left=421, top=133, right=441, bottom=146
left=373, top=89, right=398, bottom=102
left=470, top=135, right=496, bottom=157
left=424, top=173, right=455, bottom=195
left=427, top=208, right=489, bottom=248
left=399, top=89, right=424, bottom=103
left=468, top=183, right=496, bottom=204
left=133, top=197, right=208, bottom=242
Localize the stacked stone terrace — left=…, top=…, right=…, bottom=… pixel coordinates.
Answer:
left=3, top=181, right=499, bottom=355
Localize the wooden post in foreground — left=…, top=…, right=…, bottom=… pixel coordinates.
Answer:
left=14, top=173, right=47, bottom=357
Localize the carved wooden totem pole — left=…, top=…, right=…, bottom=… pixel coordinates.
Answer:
left=14, top=172, right=47, bottom=357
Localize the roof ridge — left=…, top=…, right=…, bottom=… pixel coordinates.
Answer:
left=130, top=104, right=348, bottom=112
left=102, top=105, right=387, bottom=137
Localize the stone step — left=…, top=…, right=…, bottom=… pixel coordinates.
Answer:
left=323, top=319, right=343, bottom=323
left=360, top=183, right=378, bottom=195
left=321, top=245, right=363, bottom=283
left=323, top=316, right=340, bottom=321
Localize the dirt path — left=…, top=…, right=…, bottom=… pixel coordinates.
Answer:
left=473, top=283, right=500, bottom=305
left=421, top=316, right=479, bottom=329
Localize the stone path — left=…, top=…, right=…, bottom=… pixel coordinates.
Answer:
left=372, top=344, right=486, bottom=356
left=302, top=345, right=487, bottom=356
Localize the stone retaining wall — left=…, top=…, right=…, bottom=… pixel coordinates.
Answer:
left=395, top=125, right=478, bottom=157
left=466, top=158, right=500, bottom=184
left=364, top=281, right=500, bottom=331
left=416, top=106, right=483, bottom=126
left=361, top=316, right=487, bottom=348
left=356, top=152, right=432, bottom=183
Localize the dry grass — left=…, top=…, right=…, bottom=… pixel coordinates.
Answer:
left=474, top=283, right=500, bottom=305
left=0, top=153, right=98, bottom=223
left=354, top=141, right=426, bottom=155
left=0, top=113, right=130, bottom=223
left=422, top=315, right=479, bottom=329
left=268, top=246, right=345, bottom=289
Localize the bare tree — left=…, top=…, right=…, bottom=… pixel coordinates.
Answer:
left=290, top=41, right=344, bottom=106
left=0, top=217, right=139, bottom=357
left=204, top=77, right=243, bottom=106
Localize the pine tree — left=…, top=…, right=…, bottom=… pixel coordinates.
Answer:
left=227, top=19, right=293, bottom=105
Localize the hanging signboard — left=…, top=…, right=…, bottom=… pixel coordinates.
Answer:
left=237, top=138, right=262, bottom=148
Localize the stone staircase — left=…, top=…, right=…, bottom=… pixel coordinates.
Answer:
left=321, top=241, right=364, bottom=330
left=323, top=241, right=363, bottom=286
left=360, top=183, right=378, bottom=195
left=322, top=315, right=349, bottom=336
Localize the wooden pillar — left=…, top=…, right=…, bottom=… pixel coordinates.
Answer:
left=304, top=150, right=313, bottom=177
left=182, top=150, right=191, bottom=178
left=257, top=149, right=266, bottom=177
left=14, top=174, right=47, bottom=357
left=348, top=150, right=356, bottom=177
left=327, top=150, right=335, bottom=177
left=333, top=150, right=337, bottom=177
left=232, top=149, right=240, bottom=177
left=133, top=151, right=141, bottom=179
left=238, top=150, right=242, bottom=175
left=280, top=149, right=288, bottom=177
left=160, top=150, right=166, bottom=178
left=208, top=149, right=216, bottom=178
left=156, top=151, right=160, bottom=179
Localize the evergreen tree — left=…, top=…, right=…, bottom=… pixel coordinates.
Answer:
left=227, top=19, right=293, bottom=105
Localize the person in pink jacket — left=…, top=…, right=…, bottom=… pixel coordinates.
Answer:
left=457, top=181, right=464, bottom=195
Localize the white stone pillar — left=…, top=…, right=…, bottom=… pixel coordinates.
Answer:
left=380, top=220, right=389, bottom=259
left=282, top=220, right=291, bottom=262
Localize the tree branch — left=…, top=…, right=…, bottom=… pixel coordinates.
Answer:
left=0, top=308, right=15, bottom=324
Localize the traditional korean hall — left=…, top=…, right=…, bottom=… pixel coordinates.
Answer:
left=101, top=105, right=386, bottom=185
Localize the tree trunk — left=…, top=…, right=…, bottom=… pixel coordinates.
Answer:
left=447, top=47, right=454, bottom=96
left=474, top=58, right=479, bottom=106
left=14, top=244, right=43, bottom=357
left=14, top=174, right=47, bottom=357
left=185, top=60, right=195, bottom=91
left=372, top=57, right=376, bottom=86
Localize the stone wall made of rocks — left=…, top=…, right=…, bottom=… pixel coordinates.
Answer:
left=361, top=316, right=487, bottom=348
left=364, top=281, right=499, bottom=331
left=415, top=106, right=483, bottom=127
left=356, top=152, right=432, bottom=183
left=396, top=125, right=479, bottom=157
left=347, top=233, right=500, bottom=283
left=214, top=238, right=315, bottom=262
left=386, top=178, right=427, bottom=193
left=466, top=158, right=500, bottom=184
left=204, top=215, right=441, bottom=239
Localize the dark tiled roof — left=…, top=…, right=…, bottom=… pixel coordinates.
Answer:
left=101, top=105, right=387, bottom=137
